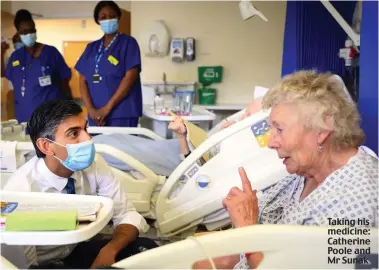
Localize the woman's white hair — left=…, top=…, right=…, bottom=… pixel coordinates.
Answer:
left=262, top=70, right=365, bottom=150
left=329, top=74, right=354, bottom=104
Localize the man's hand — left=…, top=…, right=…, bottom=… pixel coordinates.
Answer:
left=91, top=244, right=117, bottom=269
left=91, top=224, right=139, bottom=268
left=222, top=167, right=259, bottom=228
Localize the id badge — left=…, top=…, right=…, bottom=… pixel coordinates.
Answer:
left=92, top=74, right=101, bottom=83
left=108, top=55, right=119, bottom=66
left=38, top=75, right=52, bottom=87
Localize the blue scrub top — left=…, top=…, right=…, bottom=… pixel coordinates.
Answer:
left=75, top=33, right=143, bottom=119
left=5, top=45, right=71, bottom=123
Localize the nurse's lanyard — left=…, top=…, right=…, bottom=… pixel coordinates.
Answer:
left=20, top=46, right=44, bottom=97
left=21, top=66, right=27, bottom=97
left=94, top=32, right=119, bottom=74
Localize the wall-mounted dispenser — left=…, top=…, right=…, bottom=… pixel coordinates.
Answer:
left=142, top=20, right=170, bottom=57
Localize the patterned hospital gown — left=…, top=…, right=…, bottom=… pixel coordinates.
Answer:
left=234, top=147, right=378, bottom=269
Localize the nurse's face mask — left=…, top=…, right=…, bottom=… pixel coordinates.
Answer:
left=100, top=19, right=119, bottom=35
left=47, top=139, right=96, bottom=172
left=19, top=21, right=37, bottom=48
left=20, top=33, right=37, bottom=47
left=13, top=42, right=24, bottom=50
left=98, top=6, right=119, bottom=35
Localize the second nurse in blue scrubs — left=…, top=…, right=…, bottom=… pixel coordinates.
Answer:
left=5, top=9, right=72, bottom=124
left=75, top=0, right=143, bottom=127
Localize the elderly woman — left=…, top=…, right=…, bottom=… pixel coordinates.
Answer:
left=194, top=70, right=378, bottom=269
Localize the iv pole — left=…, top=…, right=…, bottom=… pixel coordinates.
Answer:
left=320, top=0, right=360, bottom=48
left=320, top=0, right=361, bottom=102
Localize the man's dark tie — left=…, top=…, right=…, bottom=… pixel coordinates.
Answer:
left=65, top=177, right=76, bottom=194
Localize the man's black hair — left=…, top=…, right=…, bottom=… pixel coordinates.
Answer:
left=27, top=100, right=83, bottom=158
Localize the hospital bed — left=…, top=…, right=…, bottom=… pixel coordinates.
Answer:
left=0, top=110, right=289, bottom=239
left=3, top=225, right=377, bottom=269
left=208, top=108, right=247, bottom=137
left=1, top=120, right=29, bottom=142
left=2, top=107, right=378, bottom=237
left=0, top=119, right=163, bottom=142
left=113, top=225, right=378, bottom=269
left=2, top=111, right=377, bottom=239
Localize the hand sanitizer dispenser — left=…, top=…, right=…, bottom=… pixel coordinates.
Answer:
left=186, top=37, right=195, bottom=61
left=170, top=38, right=184, bottom=62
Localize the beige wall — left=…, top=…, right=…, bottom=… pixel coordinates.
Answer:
left=34, top=18, right=102, bottom=53
left=132, top=1, right=286, bottom=104
left=1, top=1, right=12, bottom=14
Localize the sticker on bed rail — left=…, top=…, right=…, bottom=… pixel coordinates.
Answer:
left=195, top=175, right=212, bottom=189
left=251, top=119, right=270, bottom=148
left=187, top=165, right=199, bottom=178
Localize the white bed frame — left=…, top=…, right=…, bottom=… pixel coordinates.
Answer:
left=1, top=121, right=28, bottom=142
left=114, top=224, right=378, bottom=269
left=1, top=110, right=288, bottom=238
left=0, top=120, right=163, bottom=142
left=2, top=108, right=378, bottom=239
left=3, top=225, right=376, bottom=269
left=87, top=126, right=164, bottom=141
left=154, top=110, right=288, bottom=236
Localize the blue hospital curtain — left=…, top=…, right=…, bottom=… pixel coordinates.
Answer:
left=358, top=1, right=378, bottom=154
left=281, top=1, right=356, bottom=77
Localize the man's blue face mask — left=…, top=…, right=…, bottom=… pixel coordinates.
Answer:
left=47, top=139, right=96, bottom=172
left=100, top=19, right=119, bottom=35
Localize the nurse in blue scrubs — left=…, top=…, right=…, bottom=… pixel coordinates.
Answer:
left=12, top=34, right=25, bottom=51
left=1, top=34, right=23, bottom=78
left=75, top=0, right=142, bottom=127
left=5, top=9, right=72, bottom=124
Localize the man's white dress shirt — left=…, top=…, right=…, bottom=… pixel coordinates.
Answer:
left=4, top=154, right=149, bottom=266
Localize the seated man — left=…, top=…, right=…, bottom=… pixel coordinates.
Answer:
left=4, top=100, right=157, bottom=269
